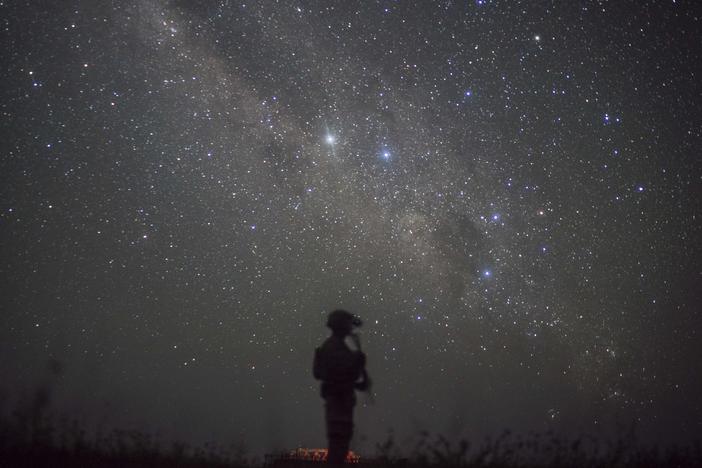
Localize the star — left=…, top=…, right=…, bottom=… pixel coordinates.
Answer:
left=3, top=0, right=697, bottom=460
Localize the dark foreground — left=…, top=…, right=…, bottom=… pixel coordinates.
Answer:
left=1, top=429, right=701, bottom=468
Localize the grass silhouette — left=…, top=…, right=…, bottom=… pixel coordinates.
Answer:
left=0, top=382, right=249, bottom=468
left=1, top=382, right=700, bottom=467
left=366, top=429, right=702, bottom=468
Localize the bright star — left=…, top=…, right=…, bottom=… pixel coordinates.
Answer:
left=603, top=113, right=621, bottom=125
left=325, top=134, right=336, bottom=145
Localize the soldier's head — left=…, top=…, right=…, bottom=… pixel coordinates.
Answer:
left=327, top=309, right=362, bottom=336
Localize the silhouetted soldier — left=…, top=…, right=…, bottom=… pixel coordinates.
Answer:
left=313, top=310, right=371, bottom=464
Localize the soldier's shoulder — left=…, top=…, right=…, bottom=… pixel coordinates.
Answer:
left=320, top=336, right=335, bottom=347
left=319, top=336, right=351, bottom=353
left=317, top=337, right=335, bottom=352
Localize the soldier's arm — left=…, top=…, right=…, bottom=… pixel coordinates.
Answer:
left=357, top=351, right=366, bottom=369
left=312, top=348, right=325, bottom=380
left=354, top=353, right=371, bottom=391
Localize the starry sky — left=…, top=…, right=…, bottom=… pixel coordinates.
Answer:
left=1, top=0, right=701, bottom=457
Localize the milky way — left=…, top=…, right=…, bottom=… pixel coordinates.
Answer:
left=1, top=0, right=700, bottom=455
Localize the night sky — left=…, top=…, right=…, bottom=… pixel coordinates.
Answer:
left=2, top=0, right=701, bottom=457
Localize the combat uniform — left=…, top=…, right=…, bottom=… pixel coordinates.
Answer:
left=313, top=334, right=366, bottom=464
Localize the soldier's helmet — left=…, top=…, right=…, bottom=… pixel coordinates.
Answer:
left=327, top=309, right=362, bottom=332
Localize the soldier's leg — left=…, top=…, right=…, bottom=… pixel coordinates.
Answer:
left=325, top=395, right=354, bottom=464
left=328, top=438, right=350, bottom=465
